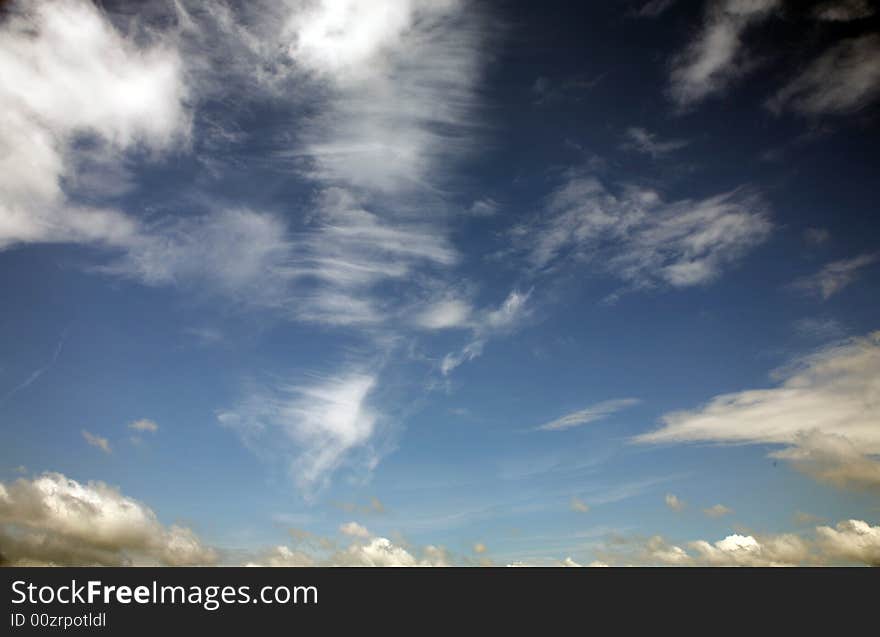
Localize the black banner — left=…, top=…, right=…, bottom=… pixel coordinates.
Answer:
left=1, top=567, right=876, bottom=633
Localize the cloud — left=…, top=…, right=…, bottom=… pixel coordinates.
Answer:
left=439, top=289, right=531, bottom=376
left=803, top=227, right=831, bottom=246
left=793, top=317, right=845, bottom=340
left=792, top=253, right=878, bottom=300
left=535, top=398, right=640, bottom=431
left=469, top=198, right=499, bottom=216
left=82, top=430, right=111, bottom=454
left=815, top=519, right=880, bottom=565
left=665, top=493, right=686, bottom=512
left=284, top=0, right=485, bottom=194
left=329, top=537, right=450, bottom=567
left=632, top=0, right=678, bottom=18
left=414, top=299, right=473, bottom=330
left=812, top=0, right=875, bottom=22
left=218, top=371, right=381, bottom=496
left=0, top=0, right=187, bottom=251
left=621, top=127, right=690, bottom=157
left=0, top=331, right=67, bottom=404
left=0, top=473, right=215, bottom=566
left=771, top=431, right=880, bottom=492
left=570, top=497, right=591, bottom=513
left=518, top=171, right=771, bottom=289
left=668, top=0, right=780, bottom=107
left=339, top=521, right=370, bottom=538
left=636, top=331, right=880, bottom=491
left=598, top=530, right=809, bottom=566
left=129, top=419, right=159, bottom=433
left=703, top=504, right=733, bottom=518
left=770, top=34, right=880, bottom=116
left=597, top=518, right=880, bottom=566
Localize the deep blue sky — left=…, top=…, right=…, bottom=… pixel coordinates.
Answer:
left=1, top=0, right=878, bottom=566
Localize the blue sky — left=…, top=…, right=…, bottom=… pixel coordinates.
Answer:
left=1, top=0, right=879, bottom=566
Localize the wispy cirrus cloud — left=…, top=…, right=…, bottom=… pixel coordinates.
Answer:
left=535, top=398, right=640, bottom=432
left=792, top=252, right=878, bottom=300
left=621, top=127, right=690, bottom=157
left=218, top=370, right=383, bottom=497
left=769, top=34, right=880, bottom=116
left=440, top=289, right=532, bottom=376
left=667, top=0, right=780, bottom=107
left=514, top=170, right=772, bottom=291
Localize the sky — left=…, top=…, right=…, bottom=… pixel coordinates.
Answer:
left=0, top=0, right=879, bottom=567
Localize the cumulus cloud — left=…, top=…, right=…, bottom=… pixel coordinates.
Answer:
left=636, top=332, right=880, bottom=491
left=815, top=519, right=880, bottom=565
left=792, top=253, right=878, bottom=300
left=517, top=171, right=771, bottom=290
left=329, top=537, right=450, bottom=567
left=770, top=34, right=880, bottom=116
left=129, top=419, right=159, bottom=433
left=339, top=521, right=370, bottom=538
left=82, top=430, right=111, bottom=454
left=0, top=473, right=215, bottom=566
left=535, top=398, right=640, bottom=431
left=771, top=431, right=880, bottom=492
left=621, top=127, right=690, bottom=157
left=665, top=493, right=686, bottom=512
left=703, top=504, right=733, bottom=518
left=668, top=0, right=780, bottom=107
left=0, top=0, right=187, bottom=251
left=596, top=518, right=880, bottom=566
left=218, top=371, right=381, bottom=496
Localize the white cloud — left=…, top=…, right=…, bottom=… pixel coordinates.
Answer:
left=816, top=519, right=880, bottom=566
left=668, top=0, right=780, bottom=107
left=469, top=198, right=499, bottom=216
left=82, top=430, right=111, bottom=454
left=770, top=34, right=880, bottom=116
left=129, top=419, right=159, bottom=433
left=535, top=398, right=640, bottom=431
left=597, top=518, right=880, bottom=566
left=414, top=299, right=473, bottom=330
left=284, top=0, right=484, bottom=194
left=792, top=252, right=878, bottom=300
left=219, top=371, right=381, bottom=496
left=339, top=521, right=370, bottom=538
left=330, top=537, right=447, bottom=567
left=689, top=532, right=809, bottom=566
left=519, top=171, right=771, bottom=289
left=0, top=473, right=215, bottom=566
left=440, top=289, right=531, bottom=376
left=771, top=431, right=880, bottom=492
left=636, top=332, right=880, bottom=491
left=665, top=493, right=686, bottom=512
left=0, top=0, right=187, bottom=251
left=703, top=503, right=733, bottom=518
left=621, top=127, right=690, bottom=157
